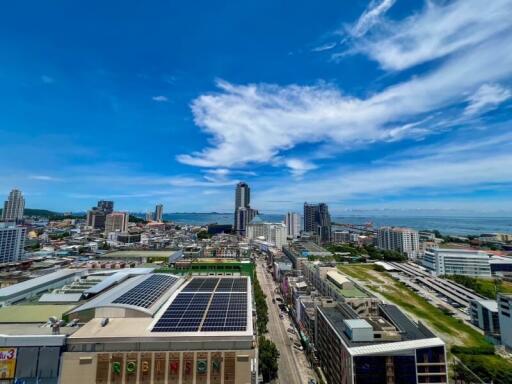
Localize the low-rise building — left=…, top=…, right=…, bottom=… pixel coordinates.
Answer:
left=60, top=276, right=256, bottom=384
left=422, top=248, right=491, bottom=277
left=470, top=299, right=500, bottom=340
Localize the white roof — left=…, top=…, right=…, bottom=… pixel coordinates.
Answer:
left=349, top=337, right=445, bottom=356
left=374, top=261, right=398, bottom=271
left=475, top=299, right=498, bottom=312
left=327, top=270, right=351, bottom=286
left=38, top=293, right=83, bottom=303
left=0, top=269, right=82, bottom=298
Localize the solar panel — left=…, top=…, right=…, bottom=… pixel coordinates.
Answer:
left=214, top=278, right=247, bottom=293
left=152, top=277, right=249, bottom=333
left=200, top=293, right=247, bottom=332
left=182, top=277, right=220, bottom=292
left=112, top=274, right=178, bottom=308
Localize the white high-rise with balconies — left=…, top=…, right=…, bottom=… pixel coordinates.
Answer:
left=2, top=188, right=25, bottom=222
left=0, top=223, right=26, bottom=263
left=285, top=212, right=301, bottom=239
left=377, top=227, right=420, bottom=259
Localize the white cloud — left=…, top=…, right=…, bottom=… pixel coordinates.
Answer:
left=29, top=175, right=60, bottom=181
left=311, top=42, right=337, bottom=52
left=41, top=75, right=54, bottom=84
left=284, top=158, right=317, bottom=177
left=178, top=31, right=512, bottom=171
left=152, top=95, right=169, bottom=102
left=350, top=0, right=396, bottom=38
left=257, top=131, right=512, bottom=208
left=464, top=83, right=511, bottom=116
left=348, top=0, right=512, bottom=71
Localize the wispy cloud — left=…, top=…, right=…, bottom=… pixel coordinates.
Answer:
left=152, top=95, right=169, bottom=102
left=29, top=175, right=61, bottom=181
left=178, top=0, right=512, bottom=176
left=311, top=42, right=337, bottom=52
left=349, top=0, right=396, bottom=38
left=464, top=83, right=511, bottom=116
left=257, top=130, right=512, bottom=208
left=346, top=0, right=512, bottom=71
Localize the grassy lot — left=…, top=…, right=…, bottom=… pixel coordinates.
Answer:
left=446, top=274, right=512, bottom=299
left=338, top=264, right=486, bottom=347
left=337, top=263, right=512, bottom=383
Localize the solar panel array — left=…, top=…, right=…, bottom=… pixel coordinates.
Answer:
left=152, top=277, right=248, bottom=333
left=112, top=274, right=179, bottom=309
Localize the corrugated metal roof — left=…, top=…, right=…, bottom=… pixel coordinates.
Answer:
left=0, top=269, right=82, bottom=299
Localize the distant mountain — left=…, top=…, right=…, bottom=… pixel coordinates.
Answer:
left=0, top=208, right=81, bottom=218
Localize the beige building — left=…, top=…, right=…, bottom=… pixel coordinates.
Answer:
left=105, top=212, right=129, bottom=234
left=60, top=276, right=256, bottom=384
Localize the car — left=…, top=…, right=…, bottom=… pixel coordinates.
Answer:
left=279, top=313, right=284, bottom=319
left=287, top=327, right=295, bottom=334
left=272, top=298, right=276, bottom=304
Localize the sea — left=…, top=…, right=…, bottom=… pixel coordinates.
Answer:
left=160, top=211, right=512, bottom=236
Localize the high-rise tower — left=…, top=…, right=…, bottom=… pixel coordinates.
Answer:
left=303, top=202, right=331, bottom=243
left=234, top=182, right=258, bottom=236
left=1, top=189, right=25, bottom=222
left=155, top=204, right=164, bottom=222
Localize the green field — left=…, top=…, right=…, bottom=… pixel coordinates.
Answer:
left=337, top=263, right=512, bottom=383
left=446, top=274, right=512, bottom=299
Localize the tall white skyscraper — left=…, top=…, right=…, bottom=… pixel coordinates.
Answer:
left=0, top=223, right=26, bottom=263
left=377, top=227, right=420, bottom=259
left=155, top=204, right=164, bottom=222
left=2, top=188, right=25, bottom=222
left=284, top=212, right=301, bottom=238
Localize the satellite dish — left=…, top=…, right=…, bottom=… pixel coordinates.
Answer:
left=100, top=318, right=109, bottom=327
left=48, top=316, right=58, bottom=324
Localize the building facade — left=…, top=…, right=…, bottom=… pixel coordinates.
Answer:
left=155, top=204, right=164, bottom=222
left=470, top=299, right=500, bottom=339
left=498, top=294, right=512, bottom=351
left=377, top=227, right=420, bottom=259
left=1, top=189, right=25, bottom=222
left=105, top=212, right=129, bottom=234
left=284, top=212, right=301, bottom=239
left=316, top=303, right=447, bottom=384
left=246, top=217, right=287, bottom=249
left=303, top=203, right=331, bottom=243
left=97, top=200, right=114, bottom=214
left=0, top=224, right=26, bottom=264
left=422, top=248, right=491, bottom=277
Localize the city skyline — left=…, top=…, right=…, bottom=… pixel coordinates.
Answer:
left=1, top=0, right=512, bottom=213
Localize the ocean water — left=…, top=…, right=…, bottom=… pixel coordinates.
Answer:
left=162, top=212, right=512, bottom=236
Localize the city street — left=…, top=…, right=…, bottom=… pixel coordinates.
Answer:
left=256, top=259, right=317, bottom=384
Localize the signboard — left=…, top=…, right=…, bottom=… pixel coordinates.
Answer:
left=111, top=353, right=124, bottom=384
left=139, top=353, right=153, bottom=384
left=210, top=352, right=222, bottom=384
left=182, top=352, right=194, bottom=384
left=125, top=353, right=138, bottom=384
left=154, top=353, right=166, bottom=384
left=168, top=352, right=180, bottom=384
left=0, top=348, right=16, bottom=379
left=196, top=352, right=208, bottom=384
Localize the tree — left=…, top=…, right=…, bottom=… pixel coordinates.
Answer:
left=259, top=336, right=279, bottom=382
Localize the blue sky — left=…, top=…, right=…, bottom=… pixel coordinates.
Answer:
left=1, top=0, right=512, bottom=214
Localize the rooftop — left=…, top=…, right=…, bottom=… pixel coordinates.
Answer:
left=0, top=269, right=83, bottom=299
left=0, top=304, right=77, bottom=323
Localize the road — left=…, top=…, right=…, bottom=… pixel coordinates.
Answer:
left=256, top=259, right=315, bottom=384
